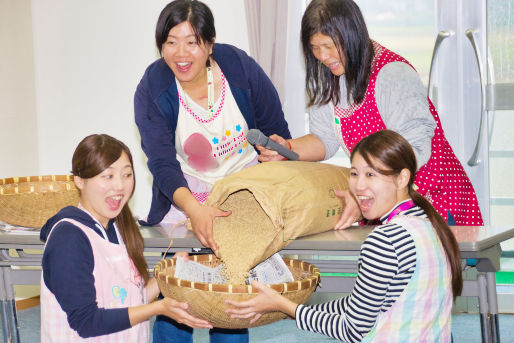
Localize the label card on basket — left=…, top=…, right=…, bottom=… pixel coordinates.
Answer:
left=246, top=253, right=294, bottom=285
left=174, top=253, right=293, bottom=285
left=174, top=257, right=226, bottom=284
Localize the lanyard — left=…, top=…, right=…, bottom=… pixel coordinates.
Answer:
left=384, top=199, right=415, bottom=223
left=206, top=66, right=214, bottom=116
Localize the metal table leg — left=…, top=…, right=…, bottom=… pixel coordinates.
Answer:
left=2, top=267, right=20, bottom=343
left=1, top=267, right=12, bottom=343
left=6, top=300, right=19, bottom=343
left=486, top=272, right=500, bottom=343
left=477, top=273, right=491, bottom=343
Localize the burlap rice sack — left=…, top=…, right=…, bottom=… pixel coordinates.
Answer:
left=206, top=161, right=350, bottom=284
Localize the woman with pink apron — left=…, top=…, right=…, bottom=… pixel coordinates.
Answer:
left=40, top=134, right=211, bottom=342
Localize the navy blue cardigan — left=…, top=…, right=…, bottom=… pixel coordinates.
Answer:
left=134, top=43, right=291, bottom=225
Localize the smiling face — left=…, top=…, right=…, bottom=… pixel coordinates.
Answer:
left=349, top=152, right=410, bottom=220
left=310, top=32, right=345, bottom=76
left=74, top=151, right=134, bottom=228
left=162, top=21, right=213, bottom=88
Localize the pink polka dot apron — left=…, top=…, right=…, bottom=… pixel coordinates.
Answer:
left=334, top=42, right=483, bottom=226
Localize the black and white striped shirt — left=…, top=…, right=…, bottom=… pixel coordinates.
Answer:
left=295, top=203, right=426, bottom=342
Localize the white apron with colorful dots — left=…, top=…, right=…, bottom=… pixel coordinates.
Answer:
left=175, top=72, right=258, bottom=187
left=333, top=42, right=483, bottom=226
left=40, top=219, right=149, bottom=342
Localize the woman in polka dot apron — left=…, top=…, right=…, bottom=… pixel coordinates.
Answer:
left=134, top=1, right=290, bottom=342
left=259, top=0, right=482, bottom=227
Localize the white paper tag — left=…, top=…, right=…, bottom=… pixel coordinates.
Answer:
left=246, top=253, right=294, bottom=285
left=173, top=253, right=294, bottom=285
left=174, top=257, right=226, bottom=284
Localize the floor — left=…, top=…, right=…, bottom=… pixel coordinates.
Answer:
left=5, top=306, right=514, bottom=342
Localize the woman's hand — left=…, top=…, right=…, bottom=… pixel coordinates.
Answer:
left=174, top=187, right=230, bottom=256
left=158, top=298, right=213, bottom=329
left=333, top=189, right=362, bottom=230
left=225, top=280, right=297, bottom=324
left=188, top=203, right=231, bottom=256
left=256, top=133, right=327, bottom=162
left=128, top=293, right=212, bottom=328
left=256, top=134, right=289, bottom=162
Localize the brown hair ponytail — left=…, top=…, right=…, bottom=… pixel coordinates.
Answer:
left=115, top=206, right=149, bottom=283
left=408, top=190, right=462, bottom=300
left=351, top=130, right=462, bottom=300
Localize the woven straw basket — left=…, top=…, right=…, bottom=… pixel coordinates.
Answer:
left=154, top=255, right=320, bottom=329
left=0, top=175, right=79, bottom=228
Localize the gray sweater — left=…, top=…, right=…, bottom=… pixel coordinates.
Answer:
left=309, top=61, right=436, bottom=168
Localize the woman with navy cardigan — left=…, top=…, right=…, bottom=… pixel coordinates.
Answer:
left=134, top=1, right=290, bottom=342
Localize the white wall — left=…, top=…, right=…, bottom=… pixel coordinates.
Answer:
left=2, top=0, right=248, bottom=219
left=283, top=0, right=309, bottom=138
left=0, top=0, right=39, bottom=178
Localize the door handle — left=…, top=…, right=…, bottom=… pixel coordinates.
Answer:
left=427, top=30, right=453, bottom=99
left=465, top=28, right=486, bottom=167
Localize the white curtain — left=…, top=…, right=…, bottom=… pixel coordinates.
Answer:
left=244, top=0, right=289, bottom=103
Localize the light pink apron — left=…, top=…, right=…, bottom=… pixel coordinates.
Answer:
left=41, top=218, right=149, bottom=342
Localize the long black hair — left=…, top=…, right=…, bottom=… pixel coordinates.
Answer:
left=301, top=0, right=374, bottom=107
left=155, top=0, right=216, bottom=55
left=351, top=130, right=462, bottom=301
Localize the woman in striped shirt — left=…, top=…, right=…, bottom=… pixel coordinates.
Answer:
left=226, top=129, right=462, bottom=342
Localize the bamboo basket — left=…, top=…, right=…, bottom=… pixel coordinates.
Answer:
left=0, top=175, right=79, bottom=228
left=154, top=255, right=320, bottom=329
